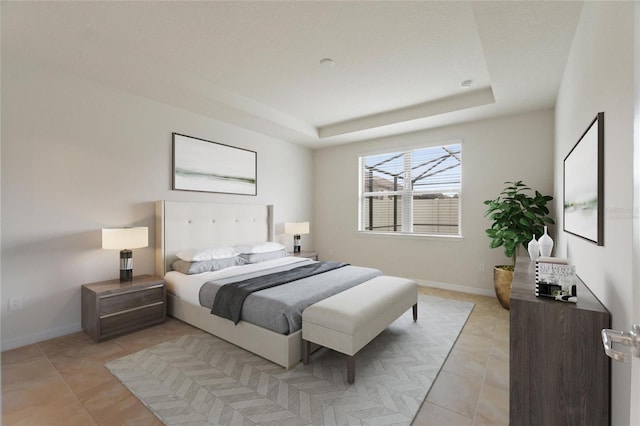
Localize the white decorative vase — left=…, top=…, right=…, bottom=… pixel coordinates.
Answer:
left=527, top=234, right=540, bottom=260
left=538, top=226, right=554, bottom=257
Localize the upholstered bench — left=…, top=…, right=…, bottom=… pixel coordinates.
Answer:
left=301, top=276, right=418, bottom=384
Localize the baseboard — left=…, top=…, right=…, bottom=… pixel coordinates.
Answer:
left=1, top=322, right=83, bottom=351
left=414, top=279, right=495, bottom=298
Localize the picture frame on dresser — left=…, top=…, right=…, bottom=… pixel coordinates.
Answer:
left=563, top=112, right=604, bottom=246
left=172, top=133, right=257, bottom=196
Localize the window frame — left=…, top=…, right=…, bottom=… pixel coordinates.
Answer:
left=357, top=140, right=463, bottom=238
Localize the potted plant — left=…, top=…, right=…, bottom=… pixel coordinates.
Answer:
left=483, top=181, right=554, bottom=309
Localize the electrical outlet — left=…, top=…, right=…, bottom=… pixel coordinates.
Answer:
left=8, top=297, right=22, bottom=311
left=478, top=263, right=486, bottom=273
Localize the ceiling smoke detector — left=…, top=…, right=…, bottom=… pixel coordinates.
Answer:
left=460, top=79, right=473, bottom=89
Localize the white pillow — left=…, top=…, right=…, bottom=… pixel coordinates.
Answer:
left=234, top=242, right=285, bottom=254
left=176, top=246, right=239, bottom=261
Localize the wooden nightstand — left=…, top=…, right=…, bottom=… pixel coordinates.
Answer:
left=289, top=250, right=319, bottom=261
left=81, top=274, right=166, bottom=342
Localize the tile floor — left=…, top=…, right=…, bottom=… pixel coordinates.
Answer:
left=1, top=287, right=509, bottom=425
left=413, top=287, right=510, bottom=426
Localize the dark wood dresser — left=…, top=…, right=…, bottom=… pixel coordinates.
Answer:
left=81, top=274, right=166, bottom=342
left=510, top=257, right=611, bottom=425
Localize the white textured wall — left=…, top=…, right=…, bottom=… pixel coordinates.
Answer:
left=555, top=3, right=635, bottom=425
left=313, top=109, right=555, bottom=295
left=1, top=56, right=313, bottom=350
left=632, top=4, right=640, bottom=423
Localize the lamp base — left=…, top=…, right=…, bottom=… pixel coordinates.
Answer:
left=120, top=249, right=133, bottom=282
left=293, top=234, right=301, bottom=253
left=120, top=269, right=133, bottom=282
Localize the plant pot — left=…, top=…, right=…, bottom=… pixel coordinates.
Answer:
left=494, top=265, right=514, bottom=310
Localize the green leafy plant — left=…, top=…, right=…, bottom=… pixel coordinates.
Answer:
left=484, top=181, right=554, bottom=268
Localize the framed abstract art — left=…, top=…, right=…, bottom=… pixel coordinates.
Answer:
left=563, top=112, right=604, bottom=245
left=172, top=133, right=257, bottom=196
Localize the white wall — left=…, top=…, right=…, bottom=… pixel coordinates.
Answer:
left=313, top=109, right=555, bottom=295
left=632, top=4, right=640, bottom=423
left=555, top=3, right=635, bottom=425
left=0, top=55, right=314, bottom=350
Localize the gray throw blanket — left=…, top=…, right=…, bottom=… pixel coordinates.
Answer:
left=211, top=261, right=349, bottom=325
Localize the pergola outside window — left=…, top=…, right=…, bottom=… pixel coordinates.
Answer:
left=359, top=142, right=462, bottom=236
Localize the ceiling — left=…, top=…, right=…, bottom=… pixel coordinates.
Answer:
left=2, top=1, right=584, bottom=148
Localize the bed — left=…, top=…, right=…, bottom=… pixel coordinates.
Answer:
left=154, top=200, right=380, bottom=369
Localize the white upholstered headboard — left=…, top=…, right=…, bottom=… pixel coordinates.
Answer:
left=155, top=200, right=274, bottom=276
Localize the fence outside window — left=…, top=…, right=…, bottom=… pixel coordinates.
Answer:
left=359, top=142, right=462, bottom=236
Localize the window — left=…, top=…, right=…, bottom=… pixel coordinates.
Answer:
left=359, top=142, right=462, bottom=236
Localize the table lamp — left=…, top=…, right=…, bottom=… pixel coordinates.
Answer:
left=285, top=222, right=309, bottom=253
left=102, top=227, right=149, bottom=282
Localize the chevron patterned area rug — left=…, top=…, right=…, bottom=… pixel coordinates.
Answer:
left=106, top=295, right=473, bottom=425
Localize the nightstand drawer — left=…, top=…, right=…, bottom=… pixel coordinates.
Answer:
left=99, top=284, right=164, bottom=316
left=100, top=303, right=165, bottom=337
left=82, top=275, right=166, bottom=342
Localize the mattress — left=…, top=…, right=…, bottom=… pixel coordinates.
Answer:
left=165, top=257, right=382, bottom=335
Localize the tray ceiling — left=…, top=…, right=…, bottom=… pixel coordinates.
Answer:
left=1, top=1, right=583, bottom=148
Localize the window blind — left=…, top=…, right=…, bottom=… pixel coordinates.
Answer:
left=359, top=143, right=461, bottom=236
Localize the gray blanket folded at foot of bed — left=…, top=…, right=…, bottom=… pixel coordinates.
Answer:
left=199, top=261, right=382, bottom=334
left=211, top=261, right=348, bottom=324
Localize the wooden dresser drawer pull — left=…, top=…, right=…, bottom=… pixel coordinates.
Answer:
left=99, top=301, right=164, bottom=319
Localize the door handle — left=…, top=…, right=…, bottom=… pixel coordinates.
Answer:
left=601, top=324, right=640, bottom=362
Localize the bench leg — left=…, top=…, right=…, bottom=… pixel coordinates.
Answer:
left=347, top=355, right=356, bottom=384
left=413, top=303, right=418, bottom=321
left=302, top=340, right=310, bottom=365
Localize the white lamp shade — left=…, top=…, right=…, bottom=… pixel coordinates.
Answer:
left=284, top=222, right=309, bottom=235
left=102, top=227, right=149, bottom=250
